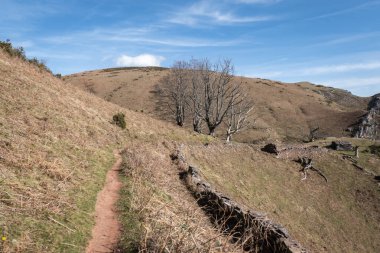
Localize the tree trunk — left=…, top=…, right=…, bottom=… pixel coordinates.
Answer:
left=176, top=105, right=185, bottom=127
left=209, top=127, right=216, bottom=136
left=225, top=126, right=233, bottom=142
left=226, top=133, right=232, bottom=142
left=355, top=146, right=359, bottom=158
left=193, top=120, right=202, bottom=133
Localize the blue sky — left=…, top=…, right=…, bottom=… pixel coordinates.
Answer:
left=1, top=0, right=380, bottom=96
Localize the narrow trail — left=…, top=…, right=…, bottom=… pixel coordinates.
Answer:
left=86, top=150, right=122, bottom=253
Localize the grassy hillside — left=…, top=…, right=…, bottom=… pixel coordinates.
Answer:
left=181, top=140, right=380, bottom=252
left=0, top=50, right=128, bottom=252
left=65, top=67, right=369, bottom=143
left=0, top=50, right=241, bottom=252
left=2, top=50, right=379, bottom=253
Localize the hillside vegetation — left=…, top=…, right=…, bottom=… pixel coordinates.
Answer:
left=1, top=49, right=379, bottom=253
left=0, top=49, right=242, bottom=252
left=0, top=50, right=127, bottom=252
left=65, top=67, right=369, bottom=143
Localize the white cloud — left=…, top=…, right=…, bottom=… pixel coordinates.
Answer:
left=116, top=54, right=165, bottom=67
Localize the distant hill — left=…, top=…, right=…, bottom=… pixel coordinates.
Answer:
left=65, top=67, right=370, bottom=142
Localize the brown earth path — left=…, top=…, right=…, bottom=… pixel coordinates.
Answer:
left=86, top=150, right=122, bottom=253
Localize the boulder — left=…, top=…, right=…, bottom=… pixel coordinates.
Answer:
left=329, top=141, right=353, bottom=151
left=261, top=143, right=279, bottom=155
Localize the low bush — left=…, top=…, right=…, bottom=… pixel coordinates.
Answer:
left=369, top=145, right=380, bottom=157
left=0, top=39, right=52, bottom=73
left=113, top=113, right=126, bottom=129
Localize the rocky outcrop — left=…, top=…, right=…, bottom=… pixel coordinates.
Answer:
left=172, top=151, right=307, bottom=253
left=352, top=94, right=380, bottom=139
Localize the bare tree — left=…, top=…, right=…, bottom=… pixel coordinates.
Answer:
left=198, top=59, right=241, bottom=136
left=157, top=58, right=253, bottom=139
left=160, top=61, right=189, bottom=127
left=225, top=93, right=254, bottom=142
left=187, top=59, right=204, bottom=133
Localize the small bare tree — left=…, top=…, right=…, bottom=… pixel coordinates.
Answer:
left=160, top=61, right=189, bottom=127
left=225, top=93, right=254, bottom=142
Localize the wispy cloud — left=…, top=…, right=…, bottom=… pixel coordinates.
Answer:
left=247, top=60, right=380, bottom=79
left=233, top=0, right=282, bottom=4
left=26, top=50, right=90, bottom=60
left=309, top=1, right=380, bottom=20
left=298, top=61, right=380, bottom=75
left=0, top=0, right=62, bottom=21
left=116, top=54, right=165, bottom=67
left=42, top=26, right=244, bottom=48
left=168, top=1, right=275, bottom=26
left=310, top=32, right=380, bottom=47
left=322, top=77, right=380, bottom=89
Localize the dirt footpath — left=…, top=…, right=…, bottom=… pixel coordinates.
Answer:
left=86, top=150, right=122, bottom=253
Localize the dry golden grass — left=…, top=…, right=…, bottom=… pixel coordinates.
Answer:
left=65, top=68, right=369, bottom=143
left=312, top=137, right=380, bottom=175
left=118, top=141, right=244, bottom=252
left=0, top=51, right=240, bottom=252
left=180, top=142, right=380, bottom=252
left=0, top=50, right=131, bottom=252
left=2, top=49, right=379, bottom=253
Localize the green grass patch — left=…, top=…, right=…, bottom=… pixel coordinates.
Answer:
left=0, top=147, right=116, bottom=253
left=116, top=156, right=142, bottom=253
left=57, top=148, right=115, bottom=252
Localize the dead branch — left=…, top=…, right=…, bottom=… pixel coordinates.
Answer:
left=298, top=157, right=328, bottom=182
left=310, top=166, right=328, bottom=182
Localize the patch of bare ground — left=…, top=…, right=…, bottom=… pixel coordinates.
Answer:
left=86, top=150, right=122, bottom=253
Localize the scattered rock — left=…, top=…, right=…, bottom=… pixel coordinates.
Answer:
left=261, top=143, right=279, bottom=155
left=329, top=141, right=353, bottom=151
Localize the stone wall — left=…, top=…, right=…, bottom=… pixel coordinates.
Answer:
left=172, top=151, right=307, bottom=253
